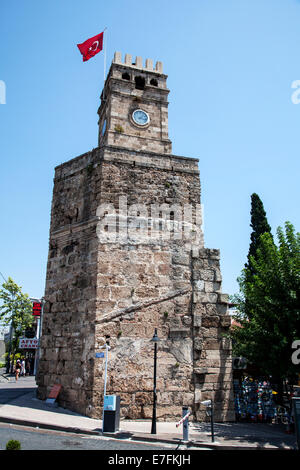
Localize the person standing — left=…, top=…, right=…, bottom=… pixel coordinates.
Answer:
left=21, top=358, right=25, bottom=377
left=15, top=360, right=21, bottom=381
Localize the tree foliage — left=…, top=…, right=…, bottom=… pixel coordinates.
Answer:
left=0, top=277, right=33, bottom=350
left=231, top=222, right=300, bottom=381
left=245, top=193, right=272, bottom=276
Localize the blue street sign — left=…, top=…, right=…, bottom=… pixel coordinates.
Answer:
left=95, top=352, right=105, bottom=358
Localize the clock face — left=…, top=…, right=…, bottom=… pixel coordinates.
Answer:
left=132, top=109, right=149, bottom=126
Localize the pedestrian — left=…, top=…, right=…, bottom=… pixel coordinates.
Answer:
left=21, top=358, right=26, bottom=377
left=15, top=360, right=21, bottom=381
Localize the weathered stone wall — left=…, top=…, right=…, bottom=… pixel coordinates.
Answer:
left=37, top=148, right=100, bottom=415
left=191, top=248, right=235, bottom=421
left=37, top=144, right=234, bottom=421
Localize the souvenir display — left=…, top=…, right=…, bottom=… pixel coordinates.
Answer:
left=234, top=377, right=276, bottom=422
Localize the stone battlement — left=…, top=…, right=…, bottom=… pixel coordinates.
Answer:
left=113, top=51, right=163, bottom=73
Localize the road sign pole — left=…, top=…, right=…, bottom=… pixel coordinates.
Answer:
left=102, top=343, right=110, bottom=430
left=33, top=316, right=40, bottom=376
left=33, top=298, right=43, bottom=377
left=104, top=343, right=109, bottom=397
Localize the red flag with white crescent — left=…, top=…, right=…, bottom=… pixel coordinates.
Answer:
left=77, top=32, right=104, bottom=62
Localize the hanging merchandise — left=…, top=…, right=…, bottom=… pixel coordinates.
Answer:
left=234, top=377, right=277, bottom=422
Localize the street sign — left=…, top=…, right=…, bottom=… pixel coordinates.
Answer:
left=32, top=302, right=41, bottom=316
left=292, top=397, right=300, bottom=450
left=19, top=337, right=39, bottom=349
left=95, top=352, right=105, bottom=358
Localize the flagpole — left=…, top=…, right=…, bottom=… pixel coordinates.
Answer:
left=103, top=27, right=107, bottom=88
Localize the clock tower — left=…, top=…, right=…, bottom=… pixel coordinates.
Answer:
left=98, top=52, right=172, bottom=154
left=37, top=52, right=235, bottom=423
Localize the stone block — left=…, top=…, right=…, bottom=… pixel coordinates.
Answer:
left=201, top=315, right=220, bottom=327
left=193, top=315, right=202, bottom=327
left=114, top=51, right=122, bottom=63
left=194, top=337, right=203, bottom=351
left=218, top=293, right=229, bottom=304
left=220, top=316, right=232, bottom=327
left=124, top=53, right=132, bottom=65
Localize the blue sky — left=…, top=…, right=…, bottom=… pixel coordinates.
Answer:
left=0, top=0, right=299, bottom=300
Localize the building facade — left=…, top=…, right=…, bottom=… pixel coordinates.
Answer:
left=36, top=53, right=235, bottom=421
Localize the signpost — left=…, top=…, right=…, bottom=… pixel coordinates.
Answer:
left=32, top=298, right=44, bottom=376
left=201, top=400, right=215, bottom=443
left=95, top=343, right=111, bottom=431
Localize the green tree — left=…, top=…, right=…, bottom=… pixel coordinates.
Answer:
left=0, top=277, right=33, bottom=372
left=231, top=222, right=300, bottom=394
left=245, top=193, right=272, bottom=276
left=244, top=193, right=273, bottom=320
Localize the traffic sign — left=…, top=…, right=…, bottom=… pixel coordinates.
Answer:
left=32, top=302, right=41, bottom=316
left=95, top=352, right=105, bottom=358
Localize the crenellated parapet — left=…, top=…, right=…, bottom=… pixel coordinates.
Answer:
left=113, top=51, right=163, bottom=74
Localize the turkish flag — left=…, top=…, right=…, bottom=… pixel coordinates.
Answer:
left=77, top=32, right=104, bottom=62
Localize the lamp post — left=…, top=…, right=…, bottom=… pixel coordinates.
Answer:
left=150, top=328, right=160, bottom=434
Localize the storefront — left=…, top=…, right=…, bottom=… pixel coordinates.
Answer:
left=18, top=337, right=39, bottom=375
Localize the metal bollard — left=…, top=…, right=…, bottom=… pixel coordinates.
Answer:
left=176, top=406, right=191, bottom=441
left=182, top=406, right=189, bottom=441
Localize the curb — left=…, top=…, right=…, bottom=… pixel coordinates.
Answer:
left=0, top=415, right=295, bottom=450
left=0, top=415, right=102, bottom=436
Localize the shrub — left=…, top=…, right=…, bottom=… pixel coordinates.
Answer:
left=6, top=440, right=21, bottom=450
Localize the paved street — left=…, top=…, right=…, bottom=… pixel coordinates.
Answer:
left=0, top=423, right=182, bottom=451
left=0, top=383, right=36, bottom=404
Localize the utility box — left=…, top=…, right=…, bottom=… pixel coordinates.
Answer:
left=103, top=395, right=120, bottom=433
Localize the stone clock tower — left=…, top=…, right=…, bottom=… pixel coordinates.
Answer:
left=98, top=52, right=171, bottom=155
left=37, top=52, right=235, bottom=422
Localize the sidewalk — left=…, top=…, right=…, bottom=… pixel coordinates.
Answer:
left=0, top=371, right=297, bottom=450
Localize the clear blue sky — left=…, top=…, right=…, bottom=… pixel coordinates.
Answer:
left=0, top=0, right=299, bottom=299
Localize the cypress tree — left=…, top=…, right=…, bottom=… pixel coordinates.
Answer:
left=245, top=193, right=272, bottom=276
